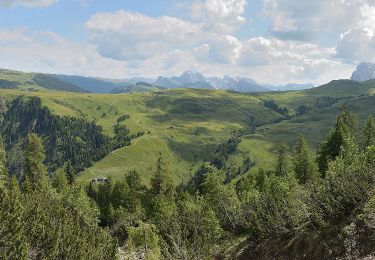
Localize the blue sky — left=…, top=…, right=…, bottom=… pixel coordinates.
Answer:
left=0, top=0, right=374, bottom=85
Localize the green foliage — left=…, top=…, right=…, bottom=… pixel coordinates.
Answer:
left=64, top=161, right=75, bottom=185
left=150, top=155, right=174, bottom=196
left=113, top=124, right=131, bottom=149
left=275, top=143, right=289, bottom=177
left=317, top=105, right=357, bottom=176
left=23, top=189, right=116, bottom=259
left=23, top=133, right=48, bottom=193
left=201, top=170, right=241, bottom=231
left=1, top=96, right=115, bottom=174
left=241, top=174, right=309, bottom=241
left=362, top=116, right=375, bottom=149
left=209, top=136, right=241, bottom=169
left=0, top=177, right=28, bottom=259
left=160, top=194, right=222, bottom=259
left=126, top=223, right=161, bottom=259
left=0, top=135, right=6, bottom=183
left=264, top=99, right=289, bottom=116
left=293, top=135, right=318, bottom=184
left=51, top=169, right=69, bottom=192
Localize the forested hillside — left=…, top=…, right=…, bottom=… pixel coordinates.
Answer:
left=1, top=78, right=375, bottom=259
left=2, top=105, right=375, bottom=259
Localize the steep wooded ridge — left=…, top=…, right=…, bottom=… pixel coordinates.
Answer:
left=1, top=74, right=375, bottom=259
left=0, top=96, right=130, bottom=176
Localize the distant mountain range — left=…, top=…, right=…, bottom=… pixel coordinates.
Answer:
left=350, top=62, right=375, bottom=82
left=0, top=69, right=316, bottom=94
left=154, top=71, right=314, bottom=92
left=51, top=71, right=316, bottom=94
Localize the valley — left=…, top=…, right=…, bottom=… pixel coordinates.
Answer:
left=1, top=76, right=374, bottom=185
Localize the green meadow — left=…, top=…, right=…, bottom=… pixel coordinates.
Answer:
left=1, top=78, right=375, bottom=184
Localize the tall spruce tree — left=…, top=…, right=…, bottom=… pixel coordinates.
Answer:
left=293, top=136, right=317, bottom=184
left=150, top=155, right=174, bottom=196
left=362, top=116, right=375, bottom=149
left=317, top=105, right=357, bottom=176
left=0, top=177, right=28, bottom=259
left=0, top=135, right=7, bottom=183
left=23, top=133, right=48, bottom=192
left=64, top=161, right=75, bottom=185
left=275, top=143, right=289, bottom=177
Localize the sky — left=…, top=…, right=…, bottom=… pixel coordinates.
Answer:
left=0, top=0, right=374, bottom=85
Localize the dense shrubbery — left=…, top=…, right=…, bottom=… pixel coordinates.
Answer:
left=2, top=101, right=375, bottom=259
left=0, top=134, right=117, bottom=259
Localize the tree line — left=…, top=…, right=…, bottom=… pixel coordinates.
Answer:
left=0, top=96, right=131, bottom=177
left=1, top=104, right=375, bottom=259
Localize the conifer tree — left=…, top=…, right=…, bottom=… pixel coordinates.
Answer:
left=317, top=106, right=357, bottom=176
left=0, top=177, right=28, bottom=259
left=255, top=166, right=267, bottom=191
left=126, top=170, right=144, bottom=213
left=64, top=161, right=75, bottom=185
left=0, top=136, right=7, bottom=184
left=150, top=155, right=174, bottom=196
left=51, top=169, right=69, bottom=192
left=293, top=136, right=317, bottom=184
left=23, top=133, right=48, bottom=192
left=362, top=116, right=375, bottom=149
left=275, top=143, right=289, bottom=177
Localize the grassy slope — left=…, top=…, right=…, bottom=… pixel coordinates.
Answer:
left=235, top=81, right=375, bottom=175
left=0, top=88, right=282, bottom=183
left=0, top=69, right=85, bottom=92
left=1, top=79, right=375, bottom=184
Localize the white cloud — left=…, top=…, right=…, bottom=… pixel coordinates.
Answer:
left=85, top=10, right=208, bottom=61
left=1, top=0, right=364, bottom=85
left=262, top=0, right=369, bottom=41
left=191, top=0, right=247, bottom=33
left=335, top=3, right=375, bottom=63
left=0, top=29, right=128, bottom=78
left=0, top=0, right=57, bottom=7
left=208, top=35, right=242, bottom=64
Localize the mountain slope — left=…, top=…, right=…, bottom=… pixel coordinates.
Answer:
left=1, top=78, right=374, bottom=184
left=307, top=79, right=375, bottom=97
left=110, top=82, right=166, bottom=93
left=0, top=69, right=86, bottom=93
left=53, top=74, right=122, bottom=93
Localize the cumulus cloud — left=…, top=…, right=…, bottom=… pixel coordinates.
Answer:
left=85, top=10, right=209, bottom=61
left=262, top=0, right=368, bottom=41
left=191, top=0, right=247, bottom=33
left=0, top=0, right=57, bottom=7
left=82, top=6, right=358, bottom=85
left=2, top=0, right=365, bottom=85
left=0, top=29, right=128, bottom=78
left=335, top=3, right=375, bottom=63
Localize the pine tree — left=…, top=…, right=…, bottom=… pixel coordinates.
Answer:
left=0, top=177, right=28, bottom=259
left=125, top=170, right=144, bottom=213
left=0, top=135, right=7, bottom=184
left=362, top=116, right=375, bottom=149
left=201, top=170, right=240, bottom=230
left=64, top=161, right=75, bottom=185
left=275, top=143, right=289, bottom=177
left=23, top=133, right=48, bottom=193
left=150, top=155, right=174, bottom=196
left=317, top=106, right=357, bottom=176
left=293, top=136, right=317, bottom=184
left=51, top=169, right=69, bottom=192
left=255, top=166, right=267, bottom=191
